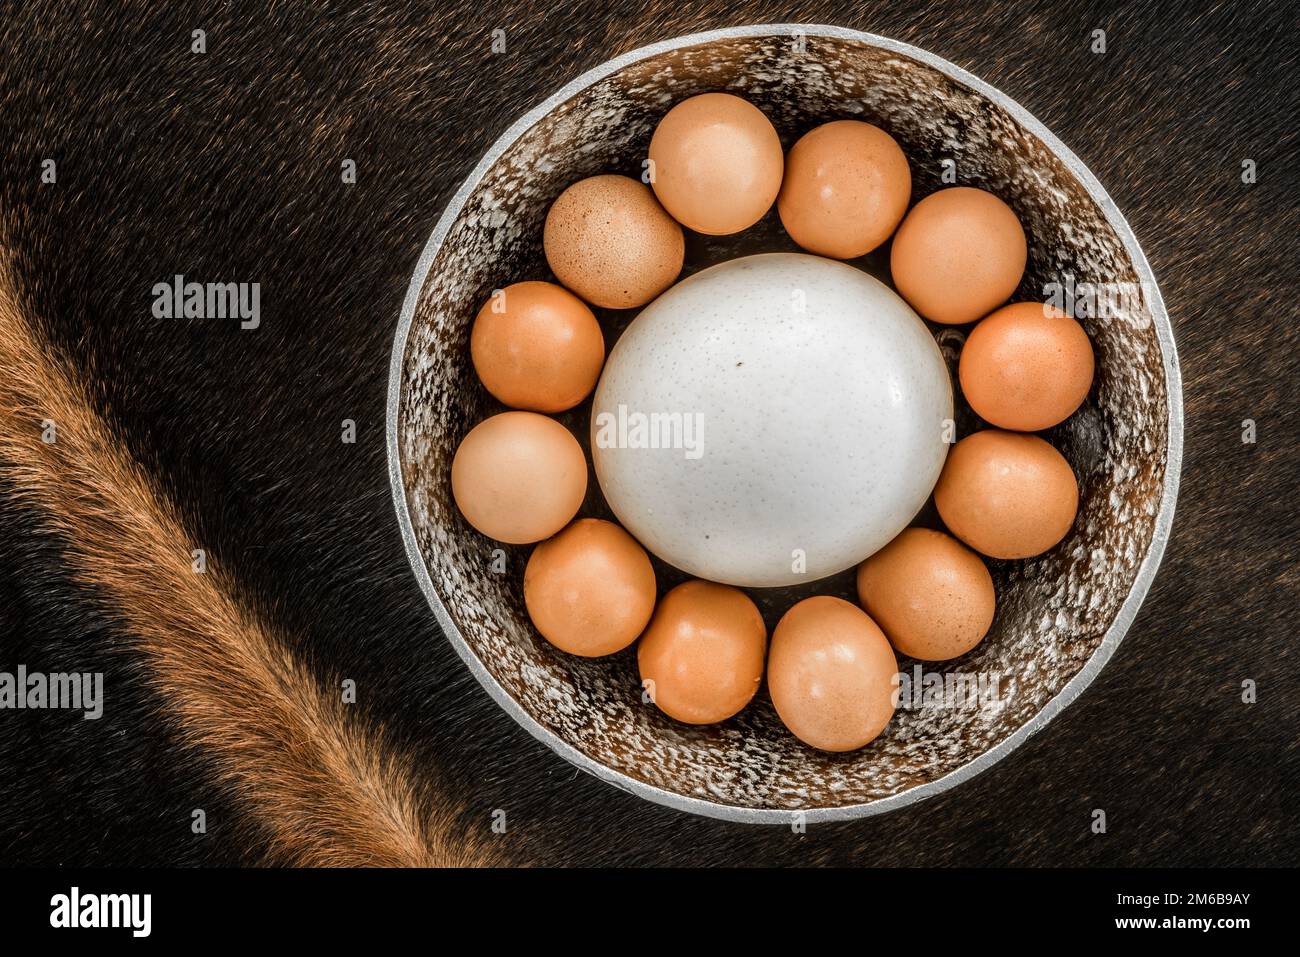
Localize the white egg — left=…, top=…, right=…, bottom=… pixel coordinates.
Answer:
left=591, top=253, right=952, bottom=587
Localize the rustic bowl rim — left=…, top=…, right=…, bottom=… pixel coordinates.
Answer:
left=386, top=23, right=1184, bottom=824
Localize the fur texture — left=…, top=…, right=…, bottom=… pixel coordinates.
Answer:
left=0, top=0, right=1295, bottom=866
left=0, top=261, right=476, bottom=866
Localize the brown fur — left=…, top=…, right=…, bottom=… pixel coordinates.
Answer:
left=0, top=255, right=480, bottom=867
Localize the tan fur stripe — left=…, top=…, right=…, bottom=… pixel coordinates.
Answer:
left=0, top=256, right=478, bottom=867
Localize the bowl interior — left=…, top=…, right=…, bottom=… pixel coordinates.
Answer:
left=393, top=29, right=1170, bottom=818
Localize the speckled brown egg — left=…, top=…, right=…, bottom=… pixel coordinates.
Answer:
left=777, top=120, right=911, bottom=259
left=524, top=518, right=657, bottom=657
left=856, top=527, right=996, bottom=661
left=543, top=175, right=684, bottom=309
left=767, top=596, right=898, bottom=752
left=450, top=411, right=587, bottom=544
left=934, top=430, right=1079, bottom=559
left=890, top=186, right=1027, bottom=324
left=637, top=580, right=767, bottom=725
left=648, top=93, right=783, bottom=235
left=959, top=301, right=1095, bottom=431
left=470, top=281, right=605, bottom=413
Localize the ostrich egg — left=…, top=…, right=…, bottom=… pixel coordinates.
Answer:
left=591, top=253, right=952, bottom=587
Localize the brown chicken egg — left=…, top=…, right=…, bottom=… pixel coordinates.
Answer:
left=543, top=174, right=684, bottom=309
left=524, top=518, right=657, bottom=657
left=777, top=120, right=911, bottom=259
left=890, top=186, right=1027, bottom=324
left=470, top=281, right=605, bottom=413
left=648, top=93, right=784, bottom=235
left=767, top=596, right=898, bottom=752
left=450, top=411, right=587, bottom=544
left=934, top=430, right=1079, bottom=559
left=959, top=301, right=1095, bottom=431
left=856, top=528, right=996, bottom=661
left=637, top=580, right=767, bottom=725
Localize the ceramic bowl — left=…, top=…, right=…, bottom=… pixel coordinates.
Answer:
left=387, top=24, right=1182, bottom=822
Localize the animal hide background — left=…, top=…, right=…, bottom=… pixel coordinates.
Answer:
left=0, top=0, right=1295, bottom=866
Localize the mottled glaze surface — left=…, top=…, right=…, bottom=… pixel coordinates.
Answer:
left=390, top=27, right=1177, bottom=820
left=592, top=253, right=952, bottom=587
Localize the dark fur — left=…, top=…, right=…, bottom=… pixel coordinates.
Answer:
left=0, top=0, right=1295, bottom=866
